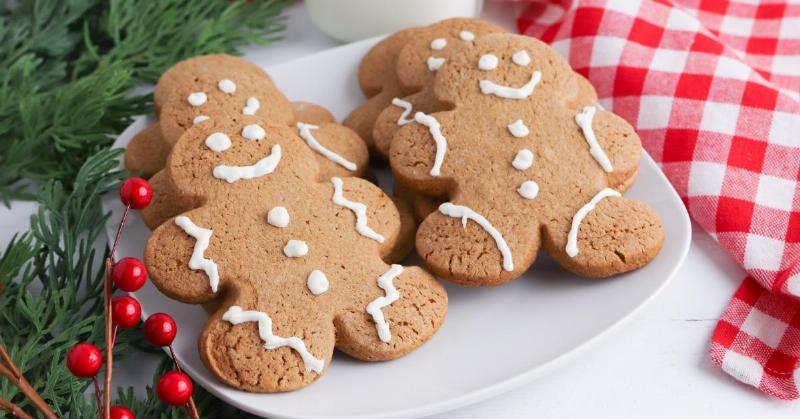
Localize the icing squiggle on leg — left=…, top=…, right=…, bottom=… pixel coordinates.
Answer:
left=438, top=203, right=514, bottom=272
left=566, top=188, right=621, bottom=257
left=366, top=264, right=403, bottom=343
left=222, top=306, right=325, bottom=373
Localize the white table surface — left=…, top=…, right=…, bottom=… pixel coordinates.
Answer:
left=2, top=3, right=797, bottom=418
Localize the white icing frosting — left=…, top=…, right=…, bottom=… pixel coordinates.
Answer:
left=242, top=97, right=260, bottom=115
left=218, top=79, right=236, bottom=94
left=306, top=270, right=329, bottom=295
left=283, top=239, right=308, bottom=257
left=414, top=112, right=447, bottom=177
left=242, top=124, right=266, bottom=141
left=480, top=71, right=542, bottom=99
left=213, top=144, right=281, bottom=183
left=205, top=132, right=231, bottom=152
left=427, top=56, right=445, bottom=71
left=507, top=119, right=530, bottom=138
left=366, top=264, right=403, bottom=343
left=187, top=92, right=207, bottom=106
left=391, top=98, right=414, bottom=126
left=267, top=206, right=290, bottom=228
left=575, top=106, right=613, bottom=173
left=222, top=306, right=324, bottom=373
left=459, top=30, right=475, bottom=41
left=430, top=38, right=447, bottom=50
left=517, top=181, right=539, bottom=199
left=512, top=149, right=534, bottom=170
left=174, top=216, right=220, bottom=293
left=566, top=188, right=621, bottom=257
left=478, top=54, right=498, bottom=71
left=296, top=122, right=357, bottom=172
left=438, top=203, right=513, bottom=271
left=193, top=115, right=210, bottom=124
left=330, top=177, right=385, bottom=243
left=512, top=50, right=531, bottom=66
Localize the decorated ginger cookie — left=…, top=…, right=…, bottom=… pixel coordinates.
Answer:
left=390, top=33, right=663, bottom=285
left=372, top=18, right=504, bottom=158
left=145, top=114, right=447, bottom=392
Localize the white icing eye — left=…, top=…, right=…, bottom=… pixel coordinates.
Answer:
left=459, top=30, right=475, bottom=41
left=218, top=79, right=236, bottom=94
left=517, top=181, right=539, bottom=199
left=512, top=50, right=531, bottom=66
left=507, top=119, right=530, bottom=138
left=242, top=97, right=259, bottom=115
left=283, top=239, right=308, bottom=257
left=430, top=38, right=447, bottom=50
left=193, top=115, right=210, bottom=124
left=307, top=270, right=329, bottom=295
left=241, top=124, right=265, bottom=140
left=427, top=56, right=445, bottom=71
left=187, top=92, right=207, bottom=106
left=205, top=132, right=231, bottom=152
left=267, top=206, right=290, bottom=228
left=512, top=149, right=534, bottom=170
left=478, top=54, right=498, bottom=71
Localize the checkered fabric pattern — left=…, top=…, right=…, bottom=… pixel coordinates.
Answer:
left=516, top=0, right=800, bottom=399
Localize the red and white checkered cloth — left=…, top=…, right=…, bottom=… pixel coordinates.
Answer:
left=515, top=0, right=800, bottom=399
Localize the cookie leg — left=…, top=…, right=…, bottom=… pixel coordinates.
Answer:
left=334, top=265, right=447, bottom=361
left=541, top=196, right=664, bottom=278
left=200, top=301, right=335, bottom=392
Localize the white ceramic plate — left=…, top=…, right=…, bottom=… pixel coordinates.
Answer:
left=103, top=37, right=691, bottom=419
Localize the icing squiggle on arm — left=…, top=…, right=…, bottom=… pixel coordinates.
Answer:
left=174, top=216, right=220, bottom=293
left=222, top=306, right=324, bottom=373
left=413, top=112, right=447, bottom=177
left=213, top=144, right=281, bottom=183
left=297, top=122, right=357, bottom=172
left=391, top=98, right=414, bottom=126
left=480, top=71, right=542, bottom=100
left=438, top=203, right=513, bottom=271
left=575, top=106, right=613, bottom=173
left=566, top=188, right=621, bottom=257
left=366, top=264, right=403, bottom=343
left=330, top=177, right=385, bottom=243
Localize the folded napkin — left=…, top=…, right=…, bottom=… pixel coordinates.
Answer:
left=515, top=0, right=800, bottom=399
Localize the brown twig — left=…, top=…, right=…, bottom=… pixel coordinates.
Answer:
left=0, top=344, right=57, bottom=419
left=103, top=257, right=113, bottom=419
left=0, top=396, right=33, bottom=419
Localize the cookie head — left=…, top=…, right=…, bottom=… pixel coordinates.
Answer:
left=395, top=18, right=505, bottom=93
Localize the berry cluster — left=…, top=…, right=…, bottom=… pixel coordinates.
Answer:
left=65, top=178, right=197, bottom=418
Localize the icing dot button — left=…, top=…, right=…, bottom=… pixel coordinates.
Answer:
left=512, top=149, right=534, bottom=170
left=187, top=92, right=207, bottom=107
left=267, top=206, right=290, bottom=228
left=307, top=270, right=329, bottom=295
left=243, top=97, right=260, bottom=115
left=517, top=181, right=539, bottom=199
left=205, top=132, right=231, bottom=152
left=427, top=56, right=445, bottom=71
left=193, top=115, right=210, bottom=124
left=479, top=54, right=498, bottom=71
left=242, top=124, right=266, bottom=140
left=284, top=240, right=308, bottom=257
left=218, top=79, right=236, bottom=94
left=512, top=50, right=531, bottom=66
left=430, top=38, right=447, bottom=50
left=507, top=119, right=530, bottom=138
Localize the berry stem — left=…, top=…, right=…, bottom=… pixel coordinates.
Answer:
left=103, top=258, right=113, bottom=419
left=109, top=205, right=130, bottom=261
left=0, top=344, right=56, bottom=419
left=166, top=345, right=200, bottom=418
left=93, top=376, right=103, bottom=417
left=112, top=325, right=119, bottom=348
left=168, top=345, right=181, bottom=372
left=0, top=396, right=33, bottom=419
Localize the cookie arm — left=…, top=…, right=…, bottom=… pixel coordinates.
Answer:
left=124, top=123, right=168, bottom=179
left=591, top=111, right=643, bottom=192
left=299, top=123, right=370, bottom=179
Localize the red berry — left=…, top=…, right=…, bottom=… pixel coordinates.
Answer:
left=157, top=371, right=193, bottom=405
left=111, top=257, right=147, bottom=292
left=143, top=313, right=177, bottom=346
left=111, top=296, right=142, bottom=328
left=66, top=343, right=102, bottom=378
left=110, top=405, right=135, bottom=419
left=119, top=177, right=152, bottom=209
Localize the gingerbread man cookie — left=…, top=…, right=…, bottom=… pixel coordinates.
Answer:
left=390, top=33, right=663, bottom=285
left=145, top=115, right=447, bottom=392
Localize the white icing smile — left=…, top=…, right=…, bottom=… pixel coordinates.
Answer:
left=297, top=122, right=357, bottom=172
left=213, top=144, right=281, bottom=183
left=222, top=306, right=324, bottom=373
left=480, top=71, right=542, bottom=100
left=366, top=264, right=403, bottom=343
